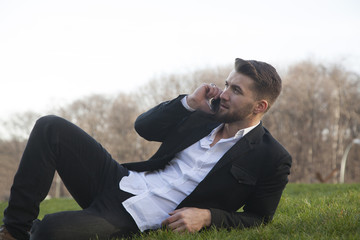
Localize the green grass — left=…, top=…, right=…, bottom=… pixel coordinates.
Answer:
left=1, top=184, right=359, bottom=239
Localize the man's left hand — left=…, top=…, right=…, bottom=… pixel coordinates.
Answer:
left=161, top=207, right=211, bottom=233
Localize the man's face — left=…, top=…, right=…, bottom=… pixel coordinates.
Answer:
left=214, top=71, right=258, bottom=123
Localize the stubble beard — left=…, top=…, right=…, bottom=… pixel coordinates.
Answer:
left=213, top=103, right=254, bottom=123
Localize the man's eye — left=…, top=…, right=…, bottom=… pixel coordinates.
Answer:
left=234, top=88, right=241, bottom=94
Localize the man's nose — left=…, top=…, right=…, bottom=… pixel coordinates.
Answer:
left=220, top=89, right=229, bottom=100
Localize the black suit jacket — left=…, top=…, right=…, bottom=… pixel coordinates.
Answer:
left=123, top=95, right=292, bottom=229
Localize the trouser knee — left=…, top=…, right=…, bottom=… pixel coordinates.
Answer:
left=34, top=115, right=67, bottom=132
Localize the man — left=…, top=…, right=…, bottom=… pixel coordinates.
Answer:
left=0, top=58, right=291, bottom=240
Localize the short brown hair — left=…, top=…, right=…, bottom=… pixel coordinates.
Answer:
left=235, top=58, right=282, bottom=110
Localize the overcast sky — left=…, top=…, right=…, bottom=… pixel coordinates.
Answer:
left=1, top=0, right=360, bottom=130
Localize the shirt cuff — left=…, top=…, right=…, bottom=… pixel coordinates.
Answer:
left=181, top=96, right=196, bottom=112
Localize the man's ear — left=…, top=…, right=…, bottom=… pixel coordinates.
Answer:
left=254, top=100, right=268, bottom=114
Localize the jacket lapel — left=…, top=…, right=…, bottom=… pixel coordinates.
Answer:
left=170, top=112, right=220, bottom=154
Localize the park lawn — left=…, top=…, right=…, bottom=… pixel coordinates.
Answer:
left=1, top=183, right=359, bottom=239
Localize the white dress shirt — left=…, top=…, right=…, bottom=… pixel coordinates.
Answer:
left=119, top=97, right=259, bottom=231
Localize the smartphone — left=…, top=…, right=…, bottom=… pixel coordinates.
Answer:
left=209, top=98, right=220, bottom=112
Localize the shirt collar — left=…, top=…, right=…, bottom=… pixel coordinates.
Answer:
left=209, top=122, right=260, bottom=141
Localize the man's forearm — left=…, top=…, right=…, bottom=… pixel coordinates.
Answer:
left=134, top=95, right=191, bottom=142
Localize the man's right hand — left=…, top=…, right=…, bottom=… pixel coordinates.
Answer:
left=186, top=83, right=222, bottom=114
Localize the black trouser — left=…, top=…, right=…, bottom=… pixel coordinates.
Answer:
left=3, top=116, right=139, bottom=240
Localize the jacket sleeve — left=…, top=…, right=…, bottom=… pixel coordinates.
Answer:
left=209, top=155, right=291, bottom=229
left=134, top=95, right=193, bottom=142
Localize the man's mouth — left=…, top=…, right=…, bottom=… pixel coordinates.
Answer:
left=220, top=102, right=229, bottom=110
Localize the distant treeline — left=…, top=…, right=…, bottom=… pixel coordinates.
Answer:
left=1, top=60, right=359, bottom=200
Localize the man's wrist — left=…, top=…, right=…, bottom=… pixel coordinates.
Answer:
left=181, top=96, right=196, bottom=112
left=202, top=209, right=212, bottom=227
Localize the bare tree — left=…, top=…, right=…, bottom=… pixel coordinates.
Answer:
left=106, top=93, right=156, bottom=162
left=135, top=66, right=231, bottom=111
left=264, top=61, right=360, bottom=183
left=58, top=94, right=113, bottom=144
